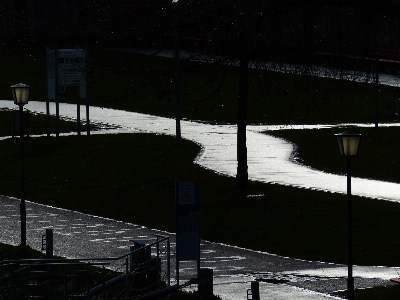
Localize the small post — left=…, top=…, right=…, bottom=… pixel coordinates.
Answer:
left=102, top=266, right=106, bottom=300
left=64, top=267, right=67, bottom=299
left=176, top=260, right=179, bottom=287
left=156, top=237, right=160, bottom=259
left=251, top=281, right=260, bottom=300
left=126, top=257, right=129, bottom=299
left=77, top=91, right=81, bottom=136
left=198, top=268, right=213, bottom=296
left=167, top=238, right=171, bottom=286
left=45, top=229, right=53, bottom=259
left=46, top=100, right=50, bottom=137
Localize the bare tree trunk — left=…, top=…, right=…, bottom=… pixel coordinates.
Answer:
left=236, top=50, right=249, bottom=189
left=174, top=3, right=182, bottom=144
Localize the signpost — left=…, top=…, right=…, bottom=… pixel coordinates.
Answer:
left=175, top=165, right=200, bottom=285
left=46, top=47, right=90, bottom=136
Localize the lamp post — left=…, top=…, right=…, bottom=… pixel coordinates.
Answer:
left=335, top=132, right=361, bottom=300
left=11, top=83, right=30, bottom=254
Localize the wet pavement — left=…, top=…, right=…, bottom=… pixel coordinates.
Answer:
left=0, top=195, right=398, bottom=299
left=1, top=100, right=398, bottom=203
left=0, top=100, right=399, bottom=299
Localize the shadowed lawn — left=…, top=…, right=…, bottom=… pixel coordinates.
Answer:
left=0, top=47, right=394, bottom=125
left=336, top=285, right=400, bottom=299
left=267, top=126, right=400, bottom=184
left=1, top=130, right=400, bottom=267
left=0, top=243, right=44, bottom=260
left=2, top=47, right=400, bottom=297
left=0, top=109, right=96, bottom=137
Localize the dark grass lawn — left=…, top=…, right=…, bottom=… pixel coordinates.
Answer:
left=0, top=243, right=44, bottom=260
left=1, top=130, right=400, bottom=267
left=267, top=126, right=400, bottom=184
left=2, top=46, right=400, bottom=297
left=336, top=285, right=400, bottom=299
left=1, top=47, right=395, bottom=125
left=0, top=109, right=91, bottom=137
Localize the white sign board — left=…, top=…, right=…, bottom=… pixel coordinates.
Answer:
left=46, top=48, right=87, bottom=99
left=58, top=49, right=86, bottom=87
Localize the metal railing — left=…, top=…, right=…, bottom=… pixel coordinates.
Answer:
left=0, top=235, right=171, bottom=300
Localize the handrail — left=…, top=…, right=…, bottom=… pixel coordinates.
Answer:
left=0, top=235, right=170, bottom=266
left=21, top=262, right=110, bottom=266
left=0, top=235, right=172, bottom=300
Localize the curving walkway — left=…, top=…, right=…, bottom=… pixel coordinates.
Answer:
left=1, top=100, right=400, bottom=299
left=2, top=100, right=398, bottom=203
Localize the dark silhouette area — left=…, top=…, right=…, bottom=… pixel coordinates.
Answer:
left=2, top=0, right=400, bottom=190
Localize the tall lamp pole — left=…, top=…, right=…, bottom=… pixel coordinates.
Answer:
left=11, top=83, right=30, bottom=254
left=335, top=132, right=361, bottom=300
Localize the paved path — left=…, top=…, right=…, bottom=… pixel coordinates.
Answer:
left=0, top=195, right=397, bottom=300
left=0, top=100, right=399, bottom=299
left=4, top=100, right=398, bottom=203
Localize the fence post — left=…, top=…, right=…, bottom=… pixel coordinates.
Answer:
left=167, top=238, right=171, bottom=286
left=198, top=268, right=213, bottom=296
left=251, top=281, right=260, bottom=300
left=126, top=257, right=129, bottom=299
left=102, top=266, right=106, bottom=300
left=156, top=237, right=160, bottom=260
left=10, top=266, right=16, bottom=299
left=64, top=267, right=67, bottom=300
left=46, top=229, right=53, bottom=259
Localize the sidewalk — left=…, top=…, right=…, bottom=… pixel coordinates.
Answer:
left=2, top=100, right=399, bottom=203
left=0, top=100, right=399, bottom=299
left=0, top=194, right=396, bottom=299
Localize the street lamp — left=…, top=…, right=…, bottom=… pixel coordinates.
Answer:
left=11, top=83, right=30, bottom=254
left=335, top=132, right=361, bottom=300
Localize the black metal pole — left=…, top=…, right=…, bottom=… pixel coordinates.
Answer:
left=46, top=99, right=50, bottom=137
left=77, top=90, right=81, bottom=136
left=236, top=50, right=249, bottom=189
left=374, top=62, right=379, bottom=129
left=85, top=47, right=90, bottom=136
left=347, top=157, right=354, bottom=300
left=167, top=238, right=171, bottom=286
left=174, top=4, right=181, bottom=144
left=55, top=47, right=60, bottom=137
left=19, top=104, right=26, bottom=253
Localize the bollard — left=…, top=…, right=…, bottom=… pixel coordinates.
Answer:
left=198, top=268, right=213, bottom=296
left=130, top=240, right=151, bottom=286
left=251, top=281, right=260, bottom=300
left=45, top=229, right=53, bottom=259
left=146, top=257, right=161, bottom=287
left=130, top=240, right=151, bottom=272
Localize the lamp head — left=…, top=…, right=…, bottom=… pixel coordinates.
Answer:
left=11, top=83, right=30, bottom=105
left=335, top=132, right=362, bottom=157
